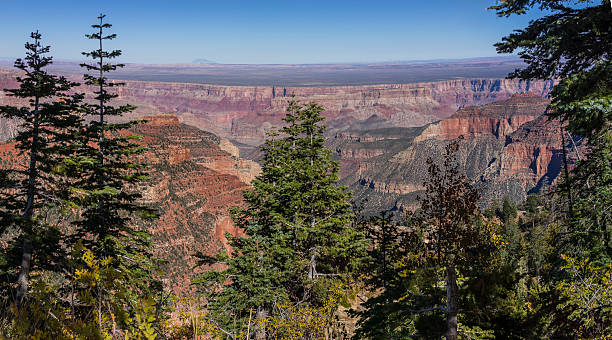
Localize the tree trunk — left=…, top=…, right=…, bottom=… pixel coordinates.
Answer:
left=561, top=126, right=573, bottom=216
left=16, top=96, right=40, bottom=304
left=308, top=251, right=317, bottom=281
left=446, top=265, right=458, bottom=340
left=255, top=306, right=267, bottom=340
left=15, top=238, right=32, bottom=303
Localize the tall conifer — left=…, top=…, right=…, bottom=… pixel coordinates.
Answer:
left=0, top=32, right=82, bottom=306
left=492, top=0, right=611, bottom=262
left=68, top=14, right=157, bottom=298
left=197, top=100, right=366, bottom=338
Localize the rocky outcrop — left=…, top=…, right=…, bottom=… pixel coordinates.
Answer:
left=332, top=93, right=572, bottom=212
left=0, top=113, right=258, bottom=295
left=478, top=114, right=570, bottom=201
left=112, top=78, right=553, bottom=146
left=0, top=71, right=22, bottom=140
left=414, top=93, right=550, bottom=141
left=131, top=114, right=260, bottom=294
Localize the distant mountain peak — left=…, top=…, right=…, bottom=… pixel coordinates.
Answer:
left=192, top=58, right=217, bottom=64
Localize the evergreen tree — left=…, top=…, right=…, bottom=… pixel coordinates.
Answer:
left=501, top=196, right=518, bottom=224
left=196, top=100, right=366, bottom=339
left=362, top=211, right=403, bottom=289
left=567, top=131, right=612, bottom=262
left=351, top=212, right=419, bottom=339
left=353, top=141, right=504, bottom=339
left=493, top=2, right=612, bottom=335
left=62, top=14, right=162, bottom=331
left=0, top=31, right=82, bottom=307
left=492, top=0, right=611, bottom=262
left=70, top=13, right=155, bottom=275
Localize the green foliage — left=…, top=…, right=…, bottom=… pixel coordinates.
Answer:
left=493, top=0, right=611, bottom=261
left=64, top=13, right=160, bottom=300
left=4, top=244, right=162, bottom=340
left=195, top=99, right=366, bottom=338
left=490, top=3, right=612, bottom=336
left=563, top=129, right=612, bottom=263
left=0, top=31, right=83, bottom=308
left=492, top=0, right=610, bottom=84
left=353, top=141, right=506, bottom=339
left=0, top=18, right=166, bottom=339
left=556, top=254, right=612, bottom=338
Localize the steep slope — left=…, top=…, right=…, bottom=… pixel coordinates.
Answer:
left=112, top=78, right=554, bottom=147
left=131, top=114, right=259, bottom=294
left=0, top=113, right=259, bottom=295
left=332, top=93, right=571, bottom=211
left=0, top=70, right=21, bottom=140
left=479, top=114, right=568, bottom=202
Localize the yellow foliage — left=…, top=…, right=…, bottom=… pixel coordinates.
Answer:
left=183, top=278, right=360, bottom=339
left=557, top=254, right=612, bottom=339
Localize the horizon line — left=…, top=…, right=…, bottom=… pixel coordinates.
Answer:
left=0, top=55, right=521, bottom=67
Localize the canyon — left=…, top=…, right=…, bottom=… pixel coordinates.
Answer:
left=0, top=112, right=259, bottom=295
left=0, top=67, right=568, bottom=210
left=131, top=114, right=259, bottom=294
left=0, top=66, right=577, bottom=292
left=333, top=93, right=575, bottom=212
left=0, top=68, right=554, bottom=146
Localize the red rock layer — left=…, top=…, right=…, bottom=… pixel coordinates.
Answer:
left=0, top=69, right=553, bottom=145
left=334, top=93, right=572, bottom=209
left=0, top=113, right=256, bottom=295
left=415, top=93, right=551, bottom=141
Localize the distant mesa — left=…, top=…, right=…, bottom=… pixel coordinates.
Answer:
left=192, top=58, right=218, bottom=64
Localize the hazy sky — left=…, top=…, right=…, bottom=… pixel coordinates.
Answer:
left=0, top=0, right=545, bottom=64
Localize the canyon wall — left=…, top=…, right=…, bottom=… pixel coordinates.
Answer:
left=110, top=77, right=555, bottom=147
left=0, top=68, right=553, bottom=148
left=0, top=67, right=562, bottom=211
left=0, top=113, right=259, bottom=295
left=132, top=114, right=259, bottom=294
left=332, top=93, right=574, bottom=211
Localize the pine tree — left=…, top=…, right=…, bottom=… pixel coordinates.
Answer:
left=196, top=99, right=366, bottom=339
left=417, top=140, right=502, bottom=340
left=353, top=141, right=504, bottom=339
left=566, top=130, right=612, bottom=262
left=492, top=0, right=611, bottom=262
left=363, top=211, right=402, bottom=289
left=71, top=13, right=154, bottom=269
left=420, top=141, right=475, bottom=340
left=351, top=211, right=416, bottom=339
left=488, top=3, right=611, bottom=335
left=0, top=31, right=83, bottom=306
left=64, top=14, right=161, bottom=329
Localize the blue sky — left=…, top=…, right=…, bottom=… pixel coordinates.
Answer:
left=0, top=0, right=544, bottom=64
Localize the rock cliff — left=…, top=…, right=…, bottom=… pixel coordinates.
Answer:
left=131, top=114, right=259, bottom=294
left=0, top=68, right=553, bottom=147
left=111, top=78, right=554, bottom=147
left=0, top=113, right=259, bottom=295
left=332, top=93, right=574, bottom=212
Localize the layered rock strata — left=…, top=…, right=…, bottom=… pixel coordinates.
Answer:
left=131, top=114, right=259, bottom=294
left=0, top=113, right=259, bottom=295
left=332, top=93, right=574, bottom=212
left=0, top=69, right=553, bottom=147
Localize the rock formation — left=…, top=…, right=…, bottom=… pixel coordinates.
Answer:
left=0, top=68, right=553, bottom=147
left=0, top=113, right=259, bottom=295
left=332, top=93, right=575, bottom=212
left=131, top=114, right=259, bottom=294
